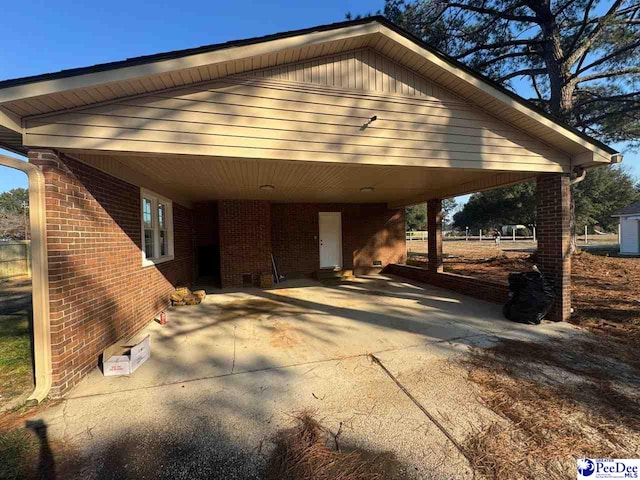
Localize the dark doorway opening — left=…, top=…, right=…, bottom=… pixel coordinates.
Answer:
left=194, top=202, right=221, bottom=288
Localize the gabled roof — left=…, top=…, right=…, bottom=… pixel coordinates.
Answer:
left=0, top=16, right=620, bottom=165
left=0, top=17, right=380, bottom=90
left=613, top=201, right=640, bottom=217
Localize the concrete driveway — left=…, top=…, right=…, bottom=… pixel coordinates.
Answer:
left=33, top=275, right=578, bottom=479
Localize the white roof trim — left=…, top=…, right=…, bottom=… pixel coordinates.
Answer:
left=377, top=25, right=614, bottom=163
left=0, top=23, right=379, bottom=105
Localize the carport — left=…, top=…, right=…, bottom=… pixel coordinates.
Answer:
left=0, top=16, right=620, bottom=399
left=66, top=274, right=572, bottom=397
left=31, top=274, right=580, bottom=479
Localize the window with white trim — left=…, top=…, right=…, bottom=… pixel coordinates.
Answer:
left=140, top=189, right=174, bottom=266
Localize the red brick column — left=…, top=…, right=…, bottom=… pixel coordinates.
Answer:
left=427, top=199, right=443, bottom=273
left=536, top=174, right=571, bottom=322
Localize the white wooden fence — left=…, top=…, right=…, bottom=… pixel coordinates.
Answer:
left=406, top=231, right=428, bottom=241
left=406, top=229, right=538, bottom=242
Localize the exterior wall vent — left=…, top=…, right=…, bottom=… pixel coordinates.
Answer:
left=242, top=273, right=254, bottom=287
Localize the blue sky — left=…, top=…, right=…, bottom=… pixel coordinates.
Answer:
left=0, top=0, right=637, bottom=197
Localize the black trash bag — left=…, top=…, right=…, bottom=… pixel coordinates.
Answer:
left=503, top=271, right=555, bottom=325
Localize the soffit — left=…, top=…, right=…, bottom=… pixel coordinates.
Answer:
left=70, top=151, right=533, bottom=206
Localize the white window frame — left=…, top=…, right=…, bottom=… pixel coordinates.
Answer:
left=140, top=188, right=174, bottom=267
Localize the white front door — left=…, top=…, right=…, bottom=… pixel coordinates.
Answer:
left=319, top=212, right=342, bottom=269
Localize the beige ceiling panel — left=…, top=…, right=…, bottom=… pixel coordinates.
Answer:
left=71, top=151, right=524, bottom=205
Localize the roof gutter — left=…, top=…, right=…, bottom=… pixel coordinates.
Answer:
left=0, top=155, right=52, bottom=404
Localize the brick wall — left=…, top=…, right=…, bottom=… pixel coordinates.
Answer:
left=536, top=174, right=571, bottom=321
left=384, top=264, right=510, bottom=304
left=29, top=150, right=193, bottom=397
left=271, top=203, right=406, bottom=278
left=218, top=200, right=272, bottom=288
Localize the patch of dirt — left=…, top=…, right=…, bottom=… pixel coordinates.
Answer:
left=0, top=402, right=76, bottom=480
left=460, top=336, right=640, bottom=479
left=270, top=320, right=300, bottom=349
left=215, top=298, right=303, bottom=349
left=217, top=298, right=305, bottom=322
left=408, top=246, right=535, bottom=284
left=265, top=412, right=400, bottom=480
left=444, top=251, right=534, bottom=283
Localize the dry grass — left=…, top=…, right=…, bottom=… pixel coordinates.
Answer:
left=405, top=243, right=640, bottom=479
left=265, top=412, right=399, bottom=480
left=409, top=243, right=640, bottom=338
left=461, top=336, right=640, bottom=480
left=570, top=251, right=640, bottom=343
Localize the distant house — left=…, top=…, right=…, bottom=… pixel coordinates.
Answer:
left=613, top=202, right=640, bottom=255
left=501, top=225, right=528, bottom=236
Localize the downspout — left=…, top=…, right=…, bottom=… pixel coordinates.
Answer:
left=0, top=154, right=52, bottom=403
left=570, top=166, right=586, bottom=185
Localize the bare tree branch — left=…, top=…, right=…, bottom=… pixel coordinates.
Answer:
left=577, top=67, right=640, bottom=83
left=576, top=91, right=640, bottom=106
left=554, top=0, right=579, bottom=17
left=566, top=0, right=597, bottom=54
left=475, top=50, right=536, bottom=68
left=454, top=39, right=541, bottom=59
left=384, top=0, right=640, bottom=143
left=530, top=74, right=544, bottom=101
left=566, top=0, right=625, bottom=67
left=447, top=2, right=537, bottom=22
left=498, top=68, right=548, bottom=81
left=575, top=104, right=640, bottom=126
left=576, top=38, right=640, bottom=75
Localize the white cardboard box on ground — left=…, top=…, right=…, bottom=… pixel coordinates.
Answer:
left=103, top=335, right=151, bottom=376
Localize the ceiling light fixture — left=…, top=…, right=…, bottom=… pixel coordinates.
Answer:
left=360, top=187, right=374, bottom=192
left=259, top=184, right=275, bottom=191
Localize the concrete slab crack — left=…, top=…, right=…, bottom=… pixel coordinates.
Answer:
left=64, top=331, right=495, bottom=401
left=368, top=353, right=474, bottom=470
left=61, top=400, right=70, bottom=443
left=230, top=325, right=237, bottom=374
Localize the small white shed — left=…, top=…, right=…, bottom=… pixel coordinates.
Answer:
left=613, top=201, right=640, bottom=255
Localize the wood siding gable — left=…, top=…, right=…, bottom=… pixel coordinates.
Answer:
left=23, top=49, right=570, bottom=173
left=246, top=48, right=457, bottom=100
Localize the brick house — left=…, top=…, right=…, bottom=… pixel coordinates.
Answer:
left=0, top=17, right=621, bottom=400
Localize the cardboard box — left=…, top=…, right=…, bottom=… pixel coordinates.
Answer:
left=102, top=335, right=151, bottom=376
